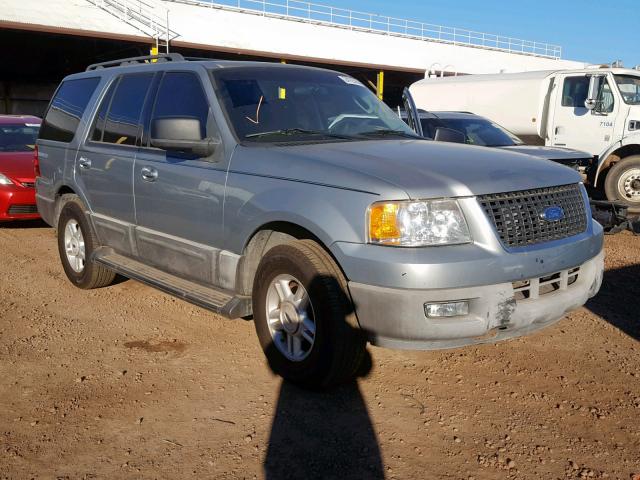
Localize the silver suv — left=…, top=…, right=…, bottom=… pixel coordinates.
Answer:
left=36, top=54, right=604, bottom=388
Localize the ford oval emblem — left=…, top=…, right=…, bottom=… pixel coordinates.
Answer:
left=540, top=206, right=565, bottom=222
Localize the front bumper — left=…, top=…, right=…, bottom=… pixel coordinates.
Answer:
left=0, top=185, right=39, bottom=221
left=348, top=250, right=604, bottom=350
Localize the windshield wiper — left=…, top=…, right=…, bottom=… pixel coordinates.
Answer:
left=245, top=128, right=353, bottom=140
left=356, top=129, right=421, bottom=139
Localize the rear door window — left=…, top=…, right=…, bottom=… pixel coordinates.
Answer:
left=102, top=73, right=154, bottom=146
left=39, top=77, right=100, bottom=142
left=90, top=80, right=118, bottom=142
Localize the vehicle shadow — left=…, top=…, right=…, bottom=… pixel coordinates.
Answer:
left=262, top=274, right=385, bottom=480
left=585, top=263, right=640, bottom=341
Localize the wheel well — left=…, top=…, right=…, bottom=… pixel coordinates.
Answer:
left=53, top=186, right=77, bottom=227
left=236, top=222, right=337, bottom=296
left=57, top=185, right=76, bottom=197
left=598, top=145, right=640, bottom=186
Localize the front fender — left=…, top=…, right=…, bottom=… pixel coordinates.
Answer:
left=594, top=134, right=640, bottom=186
left=222, top=174, right=382, bottom=254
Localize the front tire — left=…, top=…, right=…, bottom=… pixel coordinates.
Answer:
left=57, top=196, right=116, bottom=289
left=252, top=240, right=366, bottom=389
left=604, top=155, right=640, bottom=213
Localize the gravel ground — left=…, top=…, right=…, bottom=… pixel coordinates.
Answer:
left=0, top=221, right=639, bottom=480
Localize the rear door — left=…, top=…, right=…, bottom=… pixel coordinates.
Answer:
left=550, top=73, right=619, bottom=156
left=76, top=72, right=156, bottom=254
left=133, top=70, right=228, bottom=285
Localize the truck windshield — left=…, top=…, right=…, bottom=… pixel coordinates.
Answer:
left=0, top=124, right=40, bottom=152
left=614, top=75, right=640, bottom=105
left=421, top=117, right=522, bottom=147
left=211, top=67, right=417, bottom=143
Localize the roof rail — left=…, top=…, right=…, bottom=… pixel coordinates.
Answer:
left=86, top=53, right=185, bottom=71
left=183, top=56, right=223, bottom=62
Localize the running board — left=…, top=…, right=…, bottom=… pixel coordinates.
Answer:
left=93, top=249, right=252, bottom=319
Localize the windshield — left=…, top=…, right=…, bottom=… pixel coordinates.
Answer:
left=421, top=117, right=522, bottom=147
left=614, top=75, right=640, bottom=105
left=0, top=124, right=40, bottom=152
left=211, top=67, right=417, bottom=143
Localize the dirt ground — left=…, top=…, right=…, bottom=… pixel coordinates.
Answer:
left=0, top=221, right=639, bottom=480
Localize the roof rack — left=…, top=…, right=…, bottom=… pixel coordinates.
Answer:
left=183, top=56, right=222, bottom=62
left=86, top=53, right=185, bottom=71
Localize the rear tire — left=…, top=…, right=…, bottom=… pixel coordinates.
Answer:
left=252, top=240, right=366, bottom=389
left=57, top=196, right=116, bottom=289
left=604, top=155, right=640, bottom=213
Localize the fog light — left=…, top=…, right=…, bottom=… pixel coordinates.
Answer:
left=424, top=301, right=469, bottom=318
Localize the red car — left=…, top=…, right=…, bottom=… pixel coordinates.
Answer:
left=0, top=115, right=41, bottom=221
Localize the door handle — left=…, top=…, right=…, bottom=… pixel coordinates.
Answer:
left=78, top=157, right=91, bottom=170
left=141, top=166, right=158, bottom=182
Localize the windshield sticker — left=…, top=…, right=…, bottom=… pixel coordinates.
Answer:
left=338, top=75, right=364, bottom=87
left=278, top=87, right=286, bottom=100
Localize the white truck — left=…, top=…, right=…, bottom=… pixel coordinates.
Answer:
left=409, top=67, right=640, bottom=212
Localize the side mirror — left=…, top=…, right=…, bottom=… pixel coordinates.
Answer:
left=150, top=117, right=218, bottom=157
left=434, top=127, right=466, bottom=144
left=584, top=75, right=602, bottom=111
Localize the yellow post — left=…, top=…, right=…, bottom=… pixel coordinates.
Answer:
left=150, top=45, right=159, bottom=62
left=376, top=70, right=384, bottom=100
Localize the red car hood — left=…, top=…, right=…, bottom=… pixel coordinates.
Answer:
left=0, top=151, right=36, bottom=182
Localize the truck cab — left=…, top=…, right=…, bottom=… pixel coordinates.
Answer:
left=547, top=68, right=640, bottom=209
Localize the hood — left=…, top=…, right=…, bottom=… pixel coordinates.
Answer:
left=244, top=139, right=582, bottom=199
left=0, top=151, right=36, bottom=182
left=499, top=145, right=592, bottom=161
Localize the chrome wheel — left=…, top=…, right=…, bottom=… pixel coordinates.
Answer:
left=618, top=168, right=640, bottom=203
left=64, top=219, right=85, bottom=273
left=265, top=274, right=316, bottom=362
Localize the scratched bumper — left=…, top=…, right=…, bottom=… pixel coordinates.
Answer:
left=348, top=250, right=604, bottom=350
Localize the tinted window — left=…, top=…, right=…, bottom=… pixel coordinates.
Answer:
left=0, top=124, right=40, bottom=152
left=151, top=72, right=209, bottom=139
left=562, top=76, right=590, bottom=107
left=432, top=117, right=521, bottom=147
left=39, top=77, right=100, bottom=142
left=103, top=73, right=154, bottom=146
left=90, top=80, right=117, bottom=142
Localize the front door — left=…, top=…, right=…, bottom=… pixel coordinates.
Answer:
left=134, top=70, right=227, bottom=286
left=550, top=73, right=619, bottom=156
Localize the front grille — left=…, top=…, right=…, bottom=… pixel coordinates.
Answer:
left=20, top=181, right=35, bottom=188
left=8, top=204, right=38, bottom=215
left=478, top=183, right=588, bottom=248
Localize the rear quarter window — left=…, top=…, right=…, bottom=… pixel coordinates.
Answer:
left=39, top=77, right=101, bottom=143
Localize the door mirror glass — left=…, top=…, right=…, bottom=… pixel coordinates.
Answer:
left=434, top=127, right=466, bottom=144
left=150, top=117, right=218, bottom=157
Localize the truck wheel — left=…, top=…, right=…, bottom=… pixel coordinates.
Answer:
left=252, top=240, right=366, bottom=389
left=57, top=196, right=116, bottom=289
left=604, top=155, right=640, bottom=213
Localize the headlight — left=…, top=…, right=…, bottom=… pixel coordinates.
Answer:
left=368, top=199, right=471, bottom=246
left=0, top=173, right=14, bottom=185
